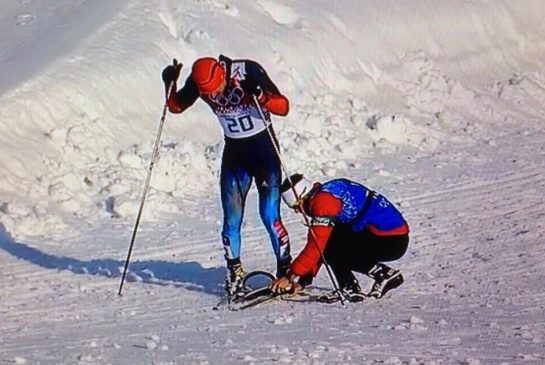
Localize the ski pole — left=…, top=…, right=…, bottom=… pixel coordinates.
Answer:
left=252, top=95, right=345, bottom=305
left=118, top=82, right=173, bottom=296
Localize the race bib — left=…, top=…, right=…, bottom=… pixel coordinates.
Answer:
left=217, top=112, right=269, bottom=138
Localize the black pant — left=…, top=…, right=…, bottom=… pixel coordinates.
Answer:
left=323, top=225, right=409, bottom=287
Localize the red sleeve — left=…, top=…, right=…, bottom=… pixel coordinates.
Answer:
left=290, top=192, right=342, bottom=277
left=246, top=60, right=289, bottom=116
left=166, top=86, right=184, bottom=113
left=166, top=77, right=200, bottom=114
left=308, top=192, right=342, bottom=216
left=259, top=92, right=289, bottom=116
left=291, top=225, right=331, bottom=276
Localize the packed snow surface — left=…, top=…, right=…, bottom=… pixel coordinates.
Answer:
left=1, top=0, right=544, bottom=364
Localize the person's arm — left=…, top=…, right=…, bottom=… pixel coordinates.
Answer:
left=290, top=192, right=342, bottom=277
left=166, top=76, right=200, bottom=114
left=269, top=192, right=342, bottom=294
left=243, top=61, right=289, bottom=116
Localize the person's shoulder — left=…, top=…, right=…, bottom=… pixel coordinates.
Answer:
left=312, top=190, right=338, bottom=203
left=218, top=54, right=266, bottom=70
left=180, top=74, right=199, bottom=93
left=234, top=58, right=265, bottom=73
left=308, top=191, right=341, bottom=216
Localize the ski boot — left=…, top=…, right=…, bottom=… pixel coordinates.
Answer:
left=341, top=279, right=366, bottom=303
left=225, top=259, right=246, bottom=300
left=367, top=263, right=404, bottom=299
left=318, top=278, right=366, bottom=303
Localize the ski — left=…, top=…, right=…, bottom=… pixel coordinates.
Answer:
left=277, top=290, right=333, bottom=303
left=212, top=286, right=276, bottom=311
left=213, top=286, right=369, bottom=310
left=212, top=270, right=276, bottom=311
left=211, top=270, right=368, bottom=310
left=282, top=287, right=368, bottom=304
left=227, top=286, right=279, bottom=311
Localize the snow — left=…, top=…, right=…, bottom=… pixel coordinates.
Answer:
left=1, top=0, right=545, bottom=364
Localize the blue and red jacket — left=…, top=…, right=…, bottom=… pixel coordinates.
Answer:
left=166, top=55, right=288, bottom=139
left=291, top=179, right=409, bottom=277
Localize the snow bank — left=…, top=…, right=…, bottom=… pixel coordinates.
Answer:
left=1, top=0, right=545, bottom=237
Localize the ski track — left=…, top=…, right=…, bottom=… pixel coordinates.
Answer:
left=2, top=1, right=545, bottom=364
left=2, top=124, right=545, bottom=364
left=2, top=105, right=545, bottom=363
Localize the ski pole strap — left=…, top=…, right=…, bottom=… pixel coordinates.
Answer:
left=357, top=189, right=377, bottom=218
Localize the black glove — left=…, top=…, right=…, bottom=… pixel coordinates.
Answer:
left=240, top=78, right=263, bottom=98
left=298, top=273, right=313, bottom=289
left=162, top=59, right=183, bottom=86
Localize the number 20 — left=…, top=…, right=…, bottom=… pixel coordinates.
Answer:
left=226, top=115, right=254, bottom=134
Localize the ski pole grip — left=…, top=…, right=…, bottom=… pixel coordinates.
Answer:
left=172, top=58, right=182, bottom=70
left=164, top=58, right=182, bottom=100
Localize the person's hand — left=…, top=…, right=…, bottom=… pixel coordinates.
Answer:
left=240, top=78, right=263, bottom=98
left=162, top=59, right=183, bottom=87
left=269, top=276, right=303, bottom=295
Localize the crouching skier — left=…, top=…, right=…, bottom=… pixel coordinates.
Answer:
left=161, top=55, right=292, bottom=299
left=270, top=174, right=410, bottom=302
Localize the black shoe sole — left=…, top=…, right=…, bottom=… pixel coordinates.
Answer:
left=370, top=273, right=404, bottom=299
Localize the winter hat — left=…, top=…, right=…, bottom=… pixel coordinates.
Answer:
left=191, top=57, right=226, bottom=93
left=281, top=174, right=314, bottom=208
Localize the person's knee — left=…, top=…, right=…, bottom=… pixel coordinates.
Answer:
left=222, top=219, right=240, bottom=237
left=323, top=245, right=343, bottom=265
left=390, top=234, right=409, bottom=260
left=260, top=209, right=279, bottom=228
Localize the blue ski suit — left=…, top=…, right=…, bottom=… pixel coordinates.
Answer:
left=167, top=55, right=291, bottom=265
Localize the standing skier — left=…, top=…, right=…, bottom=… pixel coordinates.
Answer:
left=161, top=55, right=292, bottom=297
left=270, top=174, right=409, bottom=301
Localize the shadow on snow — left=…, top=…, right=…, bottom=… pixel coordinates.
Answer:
left=0, top=223, right=225, bottom=296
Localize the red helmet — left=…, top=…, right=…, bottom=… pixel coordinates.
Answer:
left=191, top=57, right=226, bottom=93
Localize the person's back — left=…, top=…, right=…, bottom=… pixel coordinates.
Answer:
left=317, top=178, right=408, bottom=234
left=271, top=174, right=410, bottom=301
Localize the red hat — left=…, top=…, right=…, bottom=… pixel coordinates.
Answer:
left=191, top=57, right=226, bottom=93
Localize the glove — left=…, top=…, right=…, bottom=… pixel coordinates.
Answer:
left=162, top=58, right=183, bottom=86
left=269, top=276, right=303, bottom=295
left=298, top=273, right=313, bottom=289
left=240, top=78, right=263, bottom=98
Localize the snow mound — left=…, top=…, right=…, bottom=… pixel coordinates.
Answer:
left=1, top=1, right=545, bottom=238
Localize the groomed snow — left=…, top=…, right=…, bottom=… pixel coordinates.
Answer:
left=0, top=1, right=544, bottom=364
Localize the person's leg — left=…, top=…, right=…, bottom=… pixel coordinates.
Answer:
left=324, top=224, right=360, bottom=292
left=252, top=132, right=291, bottom=276
left=318, top=226, right=366, bottom=302
left=323, top=225, right=359, bottom=290
left=220, top=169, right=251, bottom=261
left=220, top=145, right=252, bottom=296
left=349, top=232, right=409, bottom=298
left=347, top=231, right=408, bottom=272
